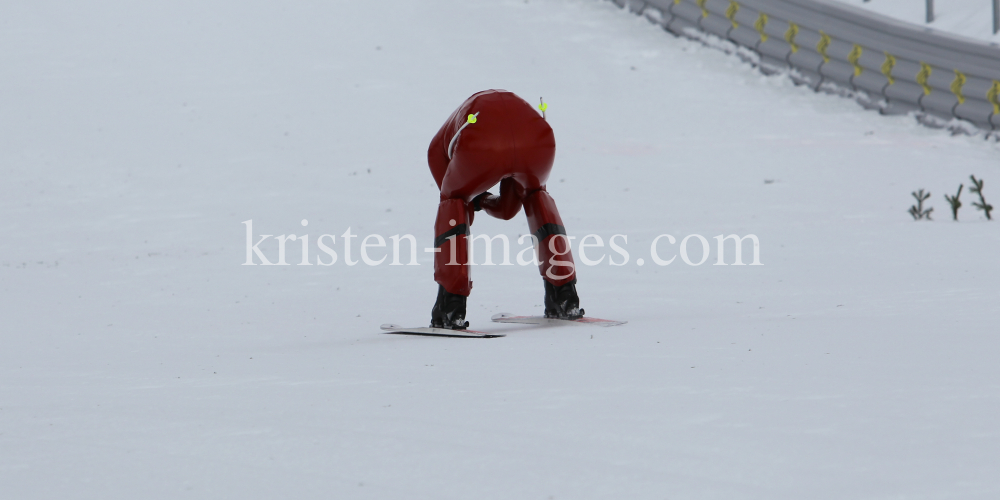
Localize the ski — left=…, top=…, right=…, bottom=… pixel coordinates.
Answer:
left=380, top=324, right=505, bottom=338
left=491, top=313, right=627, bottom=327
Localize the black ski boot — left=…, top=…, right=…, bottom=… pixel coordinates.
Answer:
left=544, top=279, right=584, bottom=320
left=430, top=285, right=470, bottom=329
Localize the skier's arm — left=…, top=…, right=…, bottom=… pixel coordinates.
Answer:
left=475, top=177, right=522, bottom=220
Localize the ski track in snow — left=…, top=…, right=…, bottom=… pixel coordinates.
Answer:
left=1, top=0, right=998, bottom=498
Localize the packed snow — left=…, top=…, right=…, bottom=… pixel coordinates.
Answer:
left=2, top=0, right=998, bottom=498
left=833, top=0, right=1000, bottom=43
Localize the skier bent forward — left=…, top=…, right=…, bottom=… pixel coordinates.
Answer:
left=428, top=89, right=583, bottom=329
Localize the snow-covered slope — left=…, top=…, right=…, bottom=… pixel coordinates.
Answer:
left=833, top=0, right=1000, bottom=43
left=1, top=0, right=998, bottom=498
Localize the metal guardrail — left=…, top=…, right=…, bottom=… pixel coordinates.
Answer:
left=611, top=0, right=1000, bottom=131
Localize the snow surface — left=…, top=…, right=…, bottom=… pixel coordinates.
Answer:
left=832, top=0, right=1000, bottom=43
left=2, top=0, right=999, bottom=498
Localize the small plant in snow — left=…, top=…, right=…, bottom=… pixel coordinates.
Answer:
left=908, top=189, right=933, bottom=220
left=969, top=175, right=993, bottom=220
left=944, top=184, right=963, bottom=221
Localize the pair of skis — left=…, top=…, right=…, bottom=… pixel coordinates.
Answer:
left=380, top=313, right=626, bottom=338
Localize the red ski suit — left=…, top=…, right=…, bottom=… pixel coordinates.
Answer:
left=428, top=90, right=576, bottom=296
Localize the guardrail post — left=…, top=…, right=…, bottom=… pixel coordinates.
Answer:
left=925, top=0, right=933, bottom=23
left=994, top=0, right=999, bottom=34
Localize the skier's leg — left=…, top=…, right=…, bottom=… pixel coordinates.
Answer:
left=523, top=188, right=576, bottom=285
left=522, top=188, right=583, bottom=319
left=430, top=198, right=472, bottom=328
left=430, top=114, right=508, bottom=329
left=433, top=198, right=472, bottom=294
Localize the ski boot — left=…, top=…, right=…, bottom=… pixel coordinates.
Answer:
left=430, top=285, right=470, bottom=329
left=544, top=279, right=584, bottom=320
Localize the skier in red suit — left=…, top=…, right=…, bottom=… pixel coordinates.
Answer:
left=428, top=89, right=583, bottom=329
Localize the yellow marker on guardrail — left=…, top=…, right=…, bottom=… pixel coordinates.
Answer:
left=817, top=31, right=831, bottom=63
left=950, top=71, right=967, bottom=104
left=726, top=1, right=739, bottom=28
left=916, top=62, right=933, bottom=95
left=987, top=81, right=1000, bottom=114
left=881, top=52, right=896, bottom=85
left=848, top=44, right=863, bottom=76
left=785, top=23, right=799, bottom=53
left=754, top=13, right=768, bottom=42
